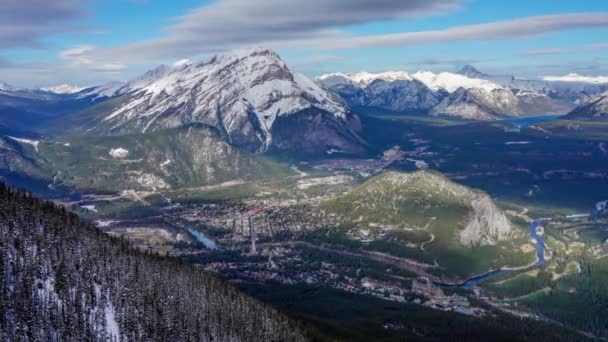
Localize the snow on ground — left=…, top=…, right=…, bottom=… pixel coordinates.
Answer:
left=104, top=300, right=120, bottom=341
left=81, top=205, right=98, bottom=213
left=95, top=220, right=117, bottom=228
left=8, top=136, right=40, bottom=152
left=109, top=148, right=129, bottom=159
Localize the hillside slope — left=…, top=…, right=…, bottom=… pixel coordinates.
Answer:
left=324, top=171, right=515, bottom=247
left=0, top=124, right=291, bottom=192
left=320, top=171, right=533, bottom=277
left=566, top=92, right=608, bottom=120
left=0, top=183, right=305, bottom=341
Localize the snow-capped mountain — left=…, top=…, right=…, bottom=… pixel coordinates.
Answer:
left=80, top=48, right=364, bottom=154
left=430, top=87, right=521, bottom=120
left=566, top=92, right=608, bottom=120
left=41, top=84, right=87, bottom=94
left=317, top=70, right=526, bottom=119
left=364, top=79, right=444, bottom=112
left=0, top=82, right=14, bottom=92
left=456, top=66, right=608, bottom=101
left=318, top=70, right=501, bottom=93
left=317, top=67, right=585, bottom=120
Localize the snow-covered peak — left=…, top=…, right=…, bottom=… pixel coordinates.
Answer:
left=41, top=84, right=87, bottom=94
left=542, top=73, right=608, bottom=84
left=88, top=47, right=350, bottom=152
left=222, top=47, right=280, bottom=60
left=318, top=70, right=502, bottom=93
left=317, top=71, right=413, bottom=87
left=411, top=71, right=502, bottom=93
left=118, top=64, right=173, bottom=95
left=173, top=59, right=193, bottom=68
left=0, top=81, right=13, bottom=91
left=79, top=81, right=126, bottom=99
left=456, top=65, right=489, bottom=79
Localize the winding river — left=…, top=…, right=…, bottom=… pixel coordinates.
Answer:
left=435, top=219, right=547, bottom=288
left=187, top=227, right=219, bottom=250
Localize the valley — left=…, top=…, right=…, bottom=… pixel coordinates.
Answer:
left=2, top=47, right=608, bottom=340
left=4, top=106, right=606, bottom=339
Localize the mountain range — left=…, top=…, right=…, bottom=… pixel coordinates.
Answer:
left=1, top=49, right=607, bottom=155
left=316, top=65, right=607, bottom=120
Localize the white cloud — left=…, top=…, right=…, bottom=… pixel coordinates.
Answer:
left=314, top=13, right=608, bottom=49
left=59, top=0, right=459, bottom=65
left=542, top=73, right=608, bottom=84
left=59, top=45, right=126, bottom=73
left=520, top=48, right=568, bottom=56
left=0, top=0, right=88, bottom=49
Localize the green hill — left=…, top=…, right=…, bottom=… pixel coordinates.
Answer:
left=322, top=171, right=534, bottom=277
left=0, top=123, right=292, bottom=193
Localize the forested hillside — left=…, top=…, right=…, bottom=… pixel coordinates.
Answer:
left=0, top=183, right=305, bottom=341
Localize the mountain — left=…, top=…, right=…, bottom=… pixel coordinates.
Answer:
left=0, top=87, right=104, bottom=133
left=323, top=171, right=516, bottom=247
left=318, top=67, right=603, bottom=120
left=76, top=48, right=364, bottom=154
left=320, top=170, right=528, bottom=278
left=566, top=92, right=608, bottom=120
left=0, top=183, right=305, bottom=341
left=0, top=123, right=291, bottom=193
left=317, top=73, right=442, bottom=112
left=41, top=84, right=87, bottom=94
left=456, top=65, right=490, bottom=79
left=317, top=70, right=558, bottom=120
left=0, top=81, right=13, bottom=91
left=456, top=67, right=608, bottom=102
left=430, top=87, right=522, bottom=120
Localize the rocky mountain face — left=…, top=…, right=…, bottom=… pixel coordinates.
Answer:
left=456, top=65, right=608, bottom=102
left=316, top=73, right=443, bottom=113
left=430, top=87, right=521, bottom=120
left=0, top=183, right=305, bottom=341
left=323, top=170, right=515, bottom=247
left=78, top=48, right=364, bottom=154
left=566, top=92, right=608, bottom=120
left=317, top=67, right=588, bottom=120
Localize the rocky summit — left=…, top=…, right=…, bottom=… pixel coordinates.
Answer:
left=80, top=48, right=365, bottom=154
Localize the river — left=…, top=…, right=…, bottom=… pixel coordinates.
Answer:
left=501, top=115, right=562, bottom=128
left=435, top=219, right=547, bottom=288
left=187, top=227, right=219, bottom=250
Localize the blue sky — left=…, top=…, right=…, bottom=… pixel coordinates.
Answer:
left=1, top=0, right=608, bottom=87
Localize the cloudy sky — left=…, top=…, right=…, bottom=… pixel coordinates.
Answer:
left=1, top=0, right=608, bottom=88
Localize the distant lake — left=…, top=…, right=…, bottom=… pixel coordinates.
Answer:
left=502, top=115, right=562, bottom=128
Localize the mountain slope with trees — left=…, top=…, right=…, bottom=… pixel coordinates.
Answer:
left=0, top=183, right=305, bottom=341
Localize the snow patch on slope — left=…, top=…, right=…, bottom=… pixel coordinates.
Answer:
left=104, top=300, right=120, bottom=341
left=109, top=148, right=129, bottom=159
left=8, top=136, right=40, bottom=152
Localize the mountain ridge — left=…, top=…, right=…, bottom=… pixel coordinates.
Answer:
left=73, top=48, right=364, bottom=155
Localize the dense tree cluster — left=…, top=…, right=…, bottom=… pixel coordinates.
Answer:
left=0, top=183, right=305, bottom=341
